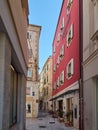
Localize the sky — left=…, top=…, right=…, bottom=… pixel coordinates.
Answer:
left=28, top=0, right=63, bottom=72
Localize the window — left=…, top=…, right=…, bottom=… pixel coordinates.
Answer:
left=26, top=87, right=31, bottom=95
left=28, top=48, right=33, bottom=58
left=66, top=24, right=74, bottom=47
left=53, top=46, right=56, bottom=53
left=67, top=0, right=73, bottom=14
left=47, top=76, right=48, bottom=83
left=27, top=68, right=32, bottom=77
left=66, top=58, right=74, bottom=79
left=32, top=92, right=35, bottom=96
left=27, top=31, right=32, bottom=41
left=44, top=78, right=46, bottom=84
left=57, top=56, right=60, bottom=65
left=47, top=64, right=49, bottom=71
left=60, top=45, right=64, bottom=58
left=44, top=68, right=46, bottom=73
left=44, top=88, right=46, bottom=96
left=60, top=17, right=64, bottom=35
left=54, top=64, right=56, bottom=72
left=53, top=82, right=56, bottom=90
left=10, top=65, right=18, bottom=126
left=46, top=87, right=48, bottom=95
left=57, top=33, right=60, bottom=42
left=60, top=71, right=64, bottom=84
left=56, top=77, right=60, bottom=88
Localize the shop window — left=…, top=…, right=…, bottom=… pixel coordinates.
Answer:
left=9, top=65, right=18, bottom=126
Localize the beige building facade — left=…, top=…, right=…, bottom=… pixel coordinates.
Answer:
left=39, top=56, right=52, bottom=111
left=26, top=24, right=41, bottom=118
left=0, top=0, right=29, bottom=130
left=83, top=0, right=98, bottom=130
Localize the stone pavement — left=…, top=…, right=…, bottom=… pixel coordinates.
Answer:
left=26, top=111, right=78, bottom=130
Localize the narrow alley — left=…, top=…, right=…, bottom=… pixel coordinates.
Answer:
left=26, top=111, right=77, bottom=130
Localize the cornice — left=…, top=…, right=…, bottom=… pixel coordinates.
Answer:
left=83, top=49, right=98, bottom=66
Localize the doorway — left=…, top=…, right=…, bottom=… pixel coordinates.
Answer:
left=66, top=98, right=73, bottom=126
left=58, top=100, right=63, bottom=111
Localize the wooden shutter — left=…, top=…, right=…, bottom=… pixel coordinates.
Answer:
left=71, top=58, right=74, bottom=75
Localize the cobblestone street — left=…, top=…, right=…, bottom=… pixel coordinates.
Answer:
left=26, top=111, right=78, bottom=130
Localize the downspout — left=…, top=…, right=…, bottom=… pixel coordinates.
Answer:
left=79, top=0, right=84, bottom=130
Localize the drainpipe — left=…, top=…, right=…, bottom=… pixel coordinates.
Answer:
left=79, top=0, right=84, bottom=130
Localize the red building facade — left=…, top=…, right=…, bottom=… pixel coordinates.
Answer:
left=52, top=0, right=80, bottom=128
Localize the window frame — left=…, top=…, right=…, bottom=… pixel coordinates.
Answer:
left=60, top=71, right=64, bottom=84
left=66, top=24, right=74, bottom=47
left=66, top=0, right=73, bottom=14
left=60, top=45, right=65, bottom=58
left=66, top=58, right=74, bottom=79
left=26, top=87, right=31, bottom=95
left=27, top=68, right=32, bottom=78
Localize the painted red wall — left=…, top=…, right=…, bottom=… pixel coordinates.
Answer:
left=52, top=0, right=80, bottom=95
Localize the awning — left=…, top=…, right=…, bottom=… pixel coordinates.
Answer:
left=49, top=88, right=79, bottom=101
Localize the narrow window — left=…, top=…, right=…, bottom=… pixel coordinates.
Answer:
left=67, top=0, right=73, bottom=14
left=27, top=68, right=32, bottom=78
left=32, top=92, right=35, bottom=96
left=66, top=24, right=74, bottom=47
left=26, top=87, right=31, bottom=95
left=66, top=58, right=74, bottom=79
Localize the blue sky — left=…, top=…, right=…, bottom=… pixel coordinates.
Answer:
left=28, top=0, right=63, bottom=72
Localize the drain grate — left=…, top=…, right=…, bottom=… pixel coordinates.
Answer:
left=49, top=121, right=55, bottom=124
left=39, top=125, right=47, bottom=128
